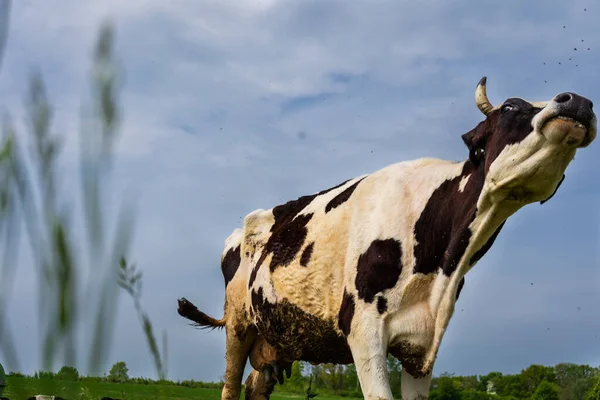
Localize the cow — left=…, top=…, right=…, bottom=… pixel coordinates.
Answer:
left=178, top=77, right=596, bottom=400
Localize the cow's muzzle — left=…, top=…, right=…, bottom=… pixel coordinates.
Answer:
left=534, top=91, right=597, bottom=148
left=552, top=92, right=596, bottom=147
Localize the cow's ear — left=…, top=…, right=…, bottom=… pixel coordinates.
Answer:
left=461, top=121, right=488, bottom=165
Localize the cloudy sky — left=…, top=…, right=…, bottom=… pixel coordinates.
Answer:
left=1, top=0, right=599, bottom=384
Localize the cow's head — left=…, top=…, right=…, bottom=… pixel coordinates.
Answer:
left=462, top=77, right=596, bottom=206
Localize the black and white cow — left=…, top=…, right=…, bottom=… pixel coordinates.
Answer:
left=178, top=77, right=596, bottom=400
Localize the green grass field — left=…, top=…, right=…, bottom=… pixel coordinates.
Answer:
left=2, top=377, right=361, bottom=400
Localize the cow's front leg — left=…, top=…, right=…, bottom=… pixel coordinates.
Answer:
left=401, top=369, right=432, bottom=400
left=347, top=329, right=393, bottom=400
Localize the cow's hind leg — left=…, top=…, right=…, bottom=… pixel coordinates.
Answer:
left=221, top=325, right=257, bottom=400
left=244, top=339, right=294, bottom=400
left=243, top=363, right=292, bottom=400
left=244, top=369, right=275, bottom=400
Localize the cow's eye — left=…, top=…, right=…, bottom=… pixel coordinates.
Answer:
left=501, top=104, right=514, bottom=114
left=474, top=147, right=485, bottom=160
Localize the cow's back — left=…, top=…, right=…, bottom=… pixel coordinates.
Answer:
left=244, top=174, right=368, bottom=318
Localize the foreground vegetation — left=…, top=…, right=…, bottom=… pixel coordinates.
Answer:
left=0, top=0, right=167, bottom=387
left=2, top=359, right=600, bottom=400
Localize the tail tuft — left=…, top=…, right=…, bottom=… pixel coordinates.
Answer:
left=177, top=297, right=226, bottom=331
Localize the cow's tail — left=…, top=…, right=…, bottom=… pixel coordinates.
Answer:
left=177, top=297, right=226, bottom=331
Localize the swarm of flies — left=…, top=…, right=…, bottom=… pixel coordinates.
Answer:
left=542, top=7, right=593, bottom=84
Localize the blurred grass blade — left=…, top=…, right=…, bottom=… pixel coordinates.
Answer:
left=162, top=329, right=168, bottom=379
left=119, top=257, right=166, bottom=380
left=0, top=8, right=167, bottom=383
left=81, top=20, right=138, bottom=376
left=88, top=202, right=134, bottom=374
left=0, top=0, right=10, bottom=73
left=0, top=120, right=21, bottom=370
left=23, top=70, right=69, bottom=371
left=53, top=217, right=77, bottom=367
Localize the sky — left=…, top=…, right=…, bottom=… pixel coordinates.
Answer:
left=0, top=0, right=599, bottom=384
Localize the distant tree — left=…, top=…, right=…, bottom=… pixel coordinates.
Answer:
left=343, top=363, right=359, bottom=393
left=56, top=365, right=79, bottom=381
left=460, top=389, right=494, bottom=400
left=284, top=361, right=305, bottom=391
left=458, top=375, right=480, bottom=392
left=496, top=374, right=528, bottom=399
left=310, top=365, right=326, bottom=389
left=530, top=380, right=560, bottom=400
left=555, top=363, right=600, bottom=400
left=522, top=364, right=556, bottom=394
left=487, top=381, right=496, bottom=395
left=305, top=374, right=318, bottom=400
left=478, top=372, right=503, bottom=393
left=0, top=362, right=5, bottom=386
left=35, top=370, right=57, bottom=380
left=575, top=377, right=597, bottom=400
left=585, top=376, right=600, bottom=400
left=108, top=361, right=129, bottom=383
left=555, top=363, right=599, bottom=388
left=429, top=375, right=460, bottom=400
left=322, top=363, right=345, bottom=393
left=0, top=361, right=5, bottom=397
left=387, top=355, right=402, bottom=397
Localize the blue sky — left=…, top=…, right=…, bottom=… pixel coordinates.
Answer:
left=1, top=0, right=599, bottom=383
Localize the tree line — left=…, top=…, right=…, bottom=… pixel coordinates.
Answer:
left=6, top=358, right=600, bottom=400
left=278, top=358, right=600, bottom=400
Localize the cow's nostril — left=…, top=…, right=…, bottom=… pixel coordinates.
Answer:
left=589, top=101, right=594, bottom=110
left=555, top=93, right=572, bottom=104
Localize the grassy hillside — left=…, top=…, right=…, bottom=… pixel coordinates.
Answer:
left=2, top=376, right=361, bottom=400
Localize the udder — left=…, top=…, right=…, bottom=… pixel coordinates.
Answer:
left=251, top=292, right=353, bottom=364
left=249, top=334, right=292, bottom=386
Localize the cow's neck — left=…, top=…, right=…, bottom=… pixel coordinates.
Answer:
left=418, top=157, right=524, bottom=278
left=413, top=159, right=489, bottom=277
left=421, top=158, right=524, bottom=372
left=459, top=158, right=526, bottom=276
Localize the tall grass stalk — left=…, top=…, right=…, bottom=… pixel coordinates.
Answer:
left=119, top=257, right=168, bottom=380
left=0, top=1, right=167, bottom=393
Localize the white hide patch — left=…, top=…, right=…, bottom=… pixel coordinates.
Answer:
left=483, top=133, right=576, bottom=206
left=223, top=228, right=242, bottom=253
left=458, top=174, right=471, bottom=193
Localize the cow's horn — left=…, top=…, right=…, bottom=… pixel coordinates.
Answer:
left=475, top=76, right=494, bottom=115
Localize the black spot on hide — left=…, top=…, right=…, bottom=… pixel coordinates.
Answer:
left=355, top=238, right=403, bottom=303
